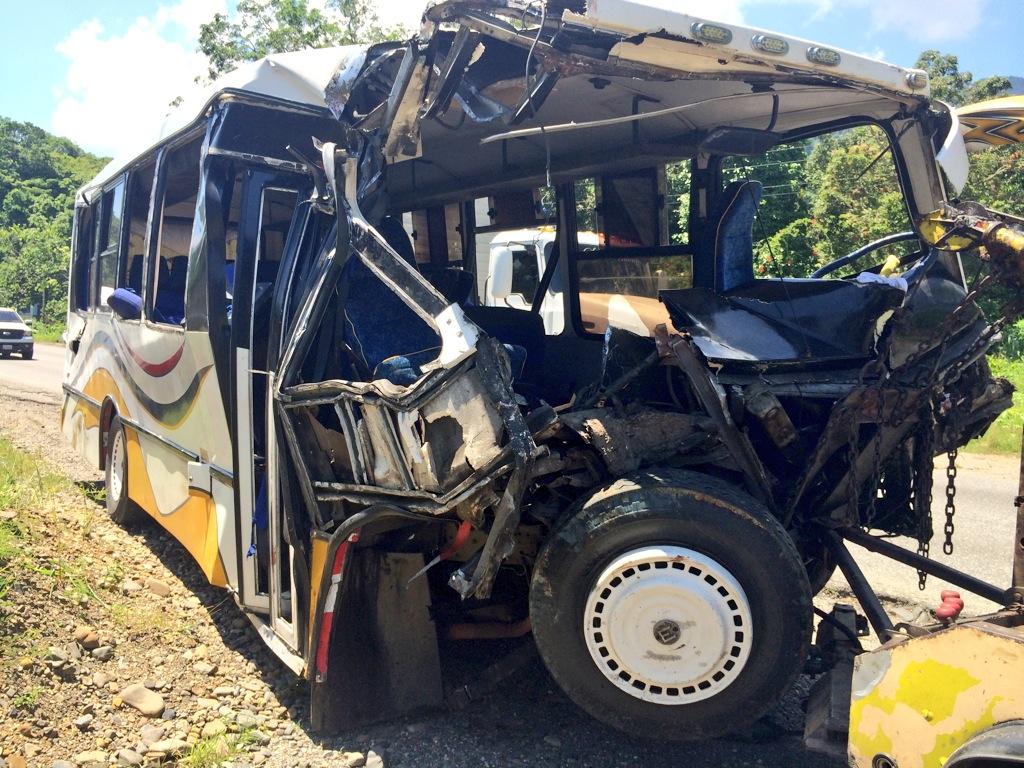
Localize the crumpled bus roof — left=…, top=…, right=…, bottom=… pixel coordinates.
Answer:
left=957, top=95, right=1024, bottom=151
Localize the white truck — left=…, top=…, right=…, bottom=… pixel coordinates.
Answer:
left=484, top=227, right=680, bottom=337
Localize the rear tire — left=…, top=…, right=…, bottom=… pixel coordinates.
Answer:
left=529, top=469, right=812, bottom=741
left=105, top=416, right=141, bottom=526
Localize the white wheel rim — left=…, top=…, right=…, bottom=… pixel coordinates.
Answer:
left=583, top=546, right=753, bottom=705
left=109, top=429, right=126, bottom=506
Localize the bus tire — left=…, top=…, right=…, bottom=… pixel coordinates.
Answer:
left=529, top=469, right=812, bottom=742
left=105, top=416, right=141, bottom=526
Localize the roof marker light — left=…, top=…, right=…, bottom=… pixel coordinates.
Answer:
left=751, top=34, right=789, bottom=56
left=690, top=22, right=733, bottom=45
left=806, top=46, right=841, bottom=66
left=906, top=70, right=929, bottom=90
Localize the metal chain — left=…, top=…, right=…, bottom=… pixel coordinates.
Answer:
left=943, top=449, right=958, bottom=555
left=913, top=406, right=935, bottom=590
left=843, top=261, right=1022, bottom=589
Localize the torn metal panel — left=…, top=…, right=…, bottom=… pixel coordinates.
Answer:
left=449, top=338, right=536, bottom=600
left=561, top=408, right=697, bottom=476
left=421, top=25, right=483, bottom=121
left=361, top=403, right=414, bottom=490
left=656, top=325, right=773, bottom=505
left=419, top=374, right=504, bottom=475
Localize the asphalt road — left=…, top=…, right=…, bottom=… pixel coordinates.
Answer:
left=819, top=449, right=1020, bottom=630
left=0, top=340, right=65, bottom=397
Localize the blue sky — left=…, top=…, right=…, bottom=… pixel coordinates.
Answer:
left=1, top=0, right=1021, bottom=157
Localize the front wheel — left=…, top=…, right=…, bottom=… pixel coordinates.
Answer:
left=529, top=470, right=812, bottom=741
left=105, top=416, right=141, bottom=526
left=21, top=347, right=33, bottom=360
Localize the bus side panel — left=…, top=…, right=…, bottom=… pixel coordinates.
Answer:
left=63, top=315, right=238, bottom=592
left=123, top=426, right=229, bottom=587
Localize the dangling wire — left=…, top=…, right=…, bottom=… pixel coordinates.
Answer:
left=524, top=1, right=552, bottom=189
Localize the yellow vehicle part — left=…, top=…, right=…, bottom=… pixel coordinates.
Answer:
left=849, top=621, right=1024, bottom=768
left=916, top=210, right=976, bottom=252
left=956, top=95, right=1024, bottom=152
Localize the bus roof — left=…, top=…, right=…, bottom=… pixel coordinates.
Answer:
left=81, top=45, right=366, bottom=197
left=562, top=0, right=930, bottom=100
left=81, top=0, right=938, bottom=199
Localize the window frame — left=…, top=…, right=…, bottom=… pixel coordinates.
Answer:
left=91, top=175, right=127, bottom=312
left=709, top=116, right=920, bottom=281
left=117, top=160, right=159, bottom=306
left=70, top=201, right=97, bottom=313
left=566, top=167, right=695, bottom=339
left=145, top=131, right=205, bottom=329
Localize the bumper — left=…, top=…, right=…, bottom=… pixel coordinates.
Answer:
left=0, top=340, right=32, bottom=354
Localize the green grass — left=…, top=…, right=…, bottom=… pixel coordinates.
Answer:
left=0, top=437, right=114, bottom=615
left=966, top=356, right=1024, bottom=455
left=29, top=319, right=65, bottom=343
left=181, top=727, right=258, bottom=767
left=0, top=439, right=69, bottom=511
left=11, top=685, right=43, bottom=712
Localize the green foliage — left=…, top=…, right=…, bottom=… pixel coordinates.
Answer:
left=197, top=0, right=405, bottom=80
left=966, top=356, right=1024, bottom=454
left=914, top=50, right=1011, bottom=106
left=723, top=125, right=913, bottom=279
left=12, top=686, right=43, bottom=712
left=0, top=117, right=106, bottom=321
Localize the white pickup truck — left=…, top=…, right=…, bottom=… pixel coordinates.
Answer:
left=483, top=227, right=681, bottom=337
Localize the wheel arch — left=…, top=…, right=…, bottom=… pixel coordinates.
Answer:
left=98, top=397, right=119, bottom=470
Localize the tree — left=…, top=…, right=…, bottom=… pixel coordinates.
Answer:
left=0, top=117, right=106, bottom=319
left=914, top=50, right=1010, bottom=106
left=197, top=0, right=405, bottom=80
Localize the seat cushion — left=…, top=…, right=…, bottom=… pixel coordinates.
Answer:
left=463, top=305, right=545, bottom=381
left=341, top=255, right=442, bottom=375
left=661, top=278, right=905, bottom=367
left=712, top=180, right=761, bottom=293
left=374, top=343, right=527, bottom=386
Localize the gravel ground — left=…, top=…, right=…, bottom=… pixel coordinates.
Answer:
left=0, top=389, right=843, bottom=768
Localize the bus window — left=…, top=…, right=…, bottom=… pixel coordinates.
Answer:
left=122, top=162, right=156, bottom=297
left=151, top=137, right=202, bottom=326
left=94, top=178, right=125, bottom=309
left=71, top=203, right=96, bottom=311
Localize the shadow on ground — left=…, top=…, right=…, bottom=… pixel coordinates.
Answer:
left=126, top=515, right=843, bottom=768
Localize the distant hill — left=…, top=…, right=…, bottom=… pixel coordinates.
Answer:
left=1009, top=75, right=1024, bottom=95
left=0, top=118, right=107, bottom=319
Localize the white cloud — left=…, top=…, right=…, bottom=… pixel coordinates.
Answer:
left=51, top=0, right=226, bottom=157
left=859, top=46, right=887, bottom=62
left=855, top=0, right=986, bottom=42
left=740, top=0, right=986, bottom=42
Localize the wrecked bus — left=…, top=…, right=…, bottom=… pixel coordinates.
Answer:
left=61, top=0, right=1024, bottom=741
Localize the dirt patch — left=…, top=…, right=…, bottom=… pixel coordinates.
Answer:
left=0, top=392, right=842, bottom=767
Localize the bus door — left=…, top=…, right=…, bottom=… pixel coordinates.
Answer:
left=229, top=167, right=304, bottom=647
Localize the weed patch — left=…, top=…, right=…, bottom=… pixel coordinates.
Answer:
left=967, top=356, right=1024, bottom=455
